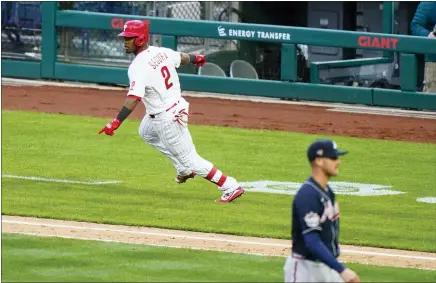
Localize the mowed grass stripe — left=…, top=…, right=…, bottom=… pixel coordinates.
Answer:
left=2, top=110, right=436, bottom=251
left=2, top=233, right=436, bottom=282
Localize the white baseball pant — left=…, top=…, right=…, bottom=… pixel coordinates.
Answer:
left=284, top=254, right=344, bottom=283
left=138, top=97, right=240, bottom=193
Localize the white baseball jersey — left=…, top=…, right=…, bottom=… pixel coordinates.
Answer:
left=127, top=46, right=182, bottom=115
left=131, top=46, right=242, bottom=199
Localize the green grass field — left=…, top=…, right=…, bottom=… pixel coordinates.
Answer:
left=3, top=233, right=435, bottom=282
left=2, top=110, right=436, bottom=253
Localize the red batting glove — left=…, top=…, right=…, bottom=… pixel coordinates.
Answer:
left=98, top=118, right=121, bottom=136
left=194, top=55, right=206, bottom=67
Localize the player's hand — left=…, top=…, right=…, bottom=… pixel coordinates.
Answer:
left=193, top=55, right=206, bottom=67
left=340, top=268, right=360, bottom=282
left=98, top=118, right=121, bottom=136
left=428, top=32, right=436, bottom=39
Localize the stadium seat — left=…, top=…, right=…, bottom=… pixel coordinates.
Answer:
left=198, top=62, right=227, bottom=77
left=230, top=60, right=259, bottom=79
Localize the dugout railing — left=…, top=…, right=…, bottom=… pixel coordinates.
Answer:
left=2, top=2, right=436, bottom=110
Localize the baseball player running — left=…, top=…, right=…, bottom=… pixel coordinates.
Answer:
left=98, top=20, right=245, bottom=203
left=284, top=139, right=360, bottom=282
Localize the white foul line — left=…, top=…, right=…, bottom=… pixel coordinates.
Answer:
left=2, top=220, right=287, bottom=247
left=2, top=174, right=121, bottom=185
left=3, top=220, right=436, bottom=262
left=327, top=108, right=436, bottom=120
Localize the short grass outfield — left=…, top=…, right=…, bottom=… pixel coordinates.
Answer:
left=2, top=233, right=435, bottom=282
left=2, top=111, right=436, bottom=252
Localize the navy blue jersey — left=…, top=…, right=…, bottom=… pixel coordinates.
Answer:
left=292, top=177, right=340, bottom=260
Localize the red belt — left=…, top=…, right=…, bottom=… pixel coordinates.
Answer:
left=149, top=102, right=178, bottom=118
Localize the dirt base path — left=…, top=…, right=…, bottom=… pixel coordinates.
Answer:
left=3, top=216, right=436, bottom=270
left=2, top=82, right=436, bottom=271
left=2, top=85, right=436, bottom=143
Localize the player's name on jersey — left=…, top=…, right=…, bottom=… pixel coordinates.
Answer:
left=218, top=26, right=291, bottom=41
left=148, top=52, right=169, bottom=69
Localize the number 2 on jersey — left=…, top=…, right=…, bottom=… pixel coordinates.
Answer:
left=161, top=66, right=173, bottom=90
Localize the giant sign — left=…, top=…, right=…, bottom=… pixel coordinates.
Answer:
left=358, top=36, right=399, bottom=49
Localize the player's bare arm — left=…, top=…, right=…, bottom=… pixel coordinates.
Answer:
left=98, top=96, right=140, bottom=136
left=180, top=52, right=206, bottom=67
left=118, top=96, right=140, bottom=118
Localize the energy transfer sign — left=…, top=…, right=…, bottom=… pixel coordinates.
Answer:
left=239, top=180, right=405, bottom=196
left=217, top=26, right=291, bottom=41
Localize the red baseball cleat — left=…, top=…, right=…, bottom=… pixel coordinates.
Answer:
left=216, top=187, right=245, bottom=203
left=175, top=172, right=196, bottom=184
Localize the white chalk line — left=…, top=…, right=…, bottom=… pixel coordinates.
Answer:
left=3, top=220, right=287, bottom=247
left=5, top=231, right=435, bottom=271
left=2, top=174, right=121, bottom=185
left=3, top=220, right=436, bottom=262
left=327, top=108, right=436, bottom=119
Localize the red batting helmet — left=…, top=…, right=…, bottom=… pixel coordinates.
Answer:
left=118, top=20, right=149, bottom=47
